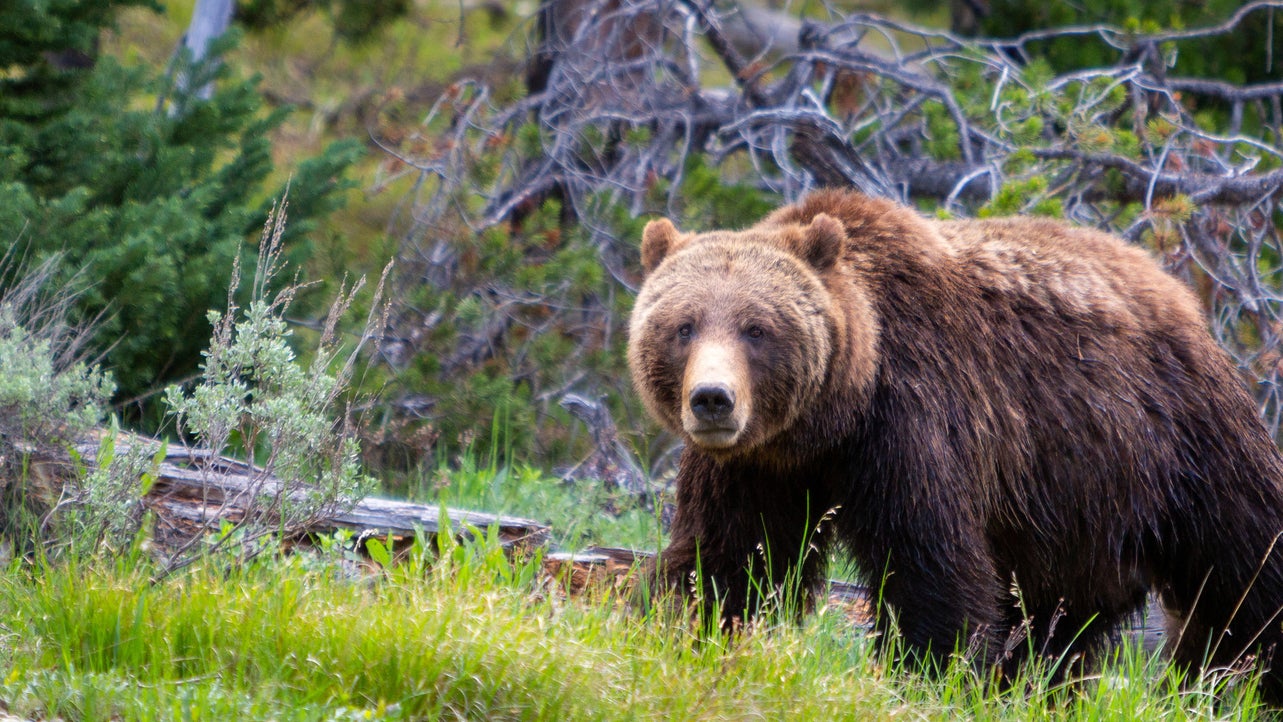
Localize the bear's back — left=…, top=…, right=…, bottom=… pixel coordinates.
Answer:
left=935, top=216, right=1206, bottom=338
left=763, top=190, right=1203, bottom=339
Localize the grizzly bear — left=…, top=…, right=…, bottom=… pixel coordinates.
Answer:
left=628, top=188, right=1283, bottom=694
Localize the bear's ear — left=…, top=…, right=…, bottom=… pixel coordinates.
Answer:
left=641, top=218, right=684, bottom=274
left=798, top=213, right=844, bottom=272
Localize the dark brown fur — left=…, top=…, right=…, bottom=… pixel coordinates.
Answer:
left=628, top=189, right=1283, bottom=697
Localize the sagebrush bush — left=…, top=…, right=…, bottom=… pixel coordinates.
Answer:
left=0, top=319, right=109, bottom=447
left=162, top=203, right=384, bottom=572
left=0, top=254, right=145, bottom=556
left=0, top=203, right=386, bottom=564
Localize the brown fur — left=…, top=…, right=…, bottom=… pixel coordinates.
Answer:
left=628, top=188, right=1283, bottom=697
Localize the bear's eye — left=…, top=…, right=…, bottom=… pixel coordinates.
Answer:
left=676, top=323, right=694, bottom=341
left=745, top=325, right=766, bottom=340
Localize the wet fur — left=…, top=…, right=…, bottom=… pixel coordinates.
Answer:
left=629, top=189, right=1283, bottom=697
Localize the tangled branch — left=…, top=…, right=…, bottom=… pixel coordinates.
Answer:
left=379, top=0, right=1283, bottom=442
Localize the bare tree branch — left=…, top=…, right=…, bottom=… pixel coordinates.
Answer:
left=379, top=0, right=1283, bottom=443
left=1164, top=77, right=1283, bottom=102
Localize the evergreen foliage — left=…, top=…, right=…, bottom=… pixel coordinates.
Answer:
left=237, top=0, right=411, bottom=42
left=976, top=0, right=1283, bottom=83
left=0, top=0, right=361, bottom=423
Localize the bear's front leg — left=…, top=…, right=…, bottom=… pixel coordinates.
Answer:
left=651, top=450, right=834, bottom=627
left=862, top=525, right=1008, bottom=672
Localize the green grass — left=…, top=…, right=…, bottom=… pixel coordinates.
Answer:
left=0, top=533, right=1271, bottom=721
left=403, top=456, right=668, bottom=552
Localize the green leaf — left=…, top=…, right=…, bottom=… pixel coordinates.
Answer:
left=366, top=536, right=393, bottom=567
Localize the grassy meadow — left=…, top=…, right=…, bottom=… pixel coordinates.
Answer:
left=0, top=512, right=1270, bottom=721
left=1, top=1, right=1280, bottom=720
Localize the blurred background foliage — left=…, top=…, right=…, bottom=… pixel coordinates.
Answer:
left=975, top=0, right=1283, bottom=83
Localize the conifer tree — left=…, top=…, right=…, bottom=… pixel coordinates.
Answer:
left=0, top=0, right=361, bottom=424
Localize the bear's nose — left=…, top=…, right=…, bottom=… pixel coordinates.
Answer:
left=689, top=383, right=735, bottom=422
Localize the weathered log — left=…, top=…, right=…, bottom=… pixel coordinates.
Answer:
left=61, top=433, right=551, bottom=552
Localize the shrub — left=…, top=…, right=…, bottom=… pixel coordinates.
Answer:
left=161, top=203, right=385, bottom=574
left=0, top=257, right=176, bottom=559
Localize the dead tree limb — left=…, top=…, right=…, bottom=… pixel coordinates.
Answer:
left=382, top=0, right=1283, bottom=441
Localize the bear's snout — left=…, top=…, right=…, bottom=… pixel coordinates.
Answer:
left=681, top=340, right=751, bottom=449
left=690, top=383, right=735, bottom=422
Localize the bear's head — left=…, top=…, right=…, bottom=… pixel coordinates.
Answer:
left=628, top=213, right=864, bottom=457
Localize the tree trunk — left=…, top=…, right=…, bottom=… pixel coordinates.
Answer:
left=177, top=0, right=234, bottom=100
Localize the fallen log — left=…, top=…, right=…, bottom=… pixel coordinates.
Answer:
left=45, top=433, right=551, bottom=554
